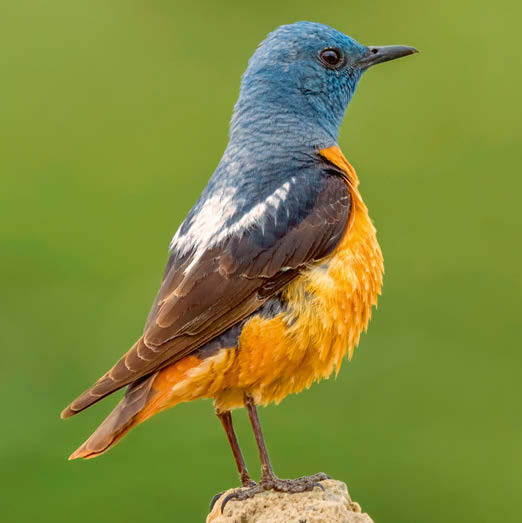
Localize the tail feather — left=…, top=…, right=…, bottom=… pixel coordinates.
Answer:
left=60, top=339, right=145, bottom=419
left=68, top=372, right=158, bottom=460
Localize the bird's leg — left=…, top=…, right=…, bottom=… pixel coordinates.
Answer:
left=219, top=394, right=329, bottom=513
left=244, top=394, right=329, bottom=486
left=243, top=393, right=276, bottom=481
left=210, top=410, right=256, bottom=512
left=217, top=410, right=255, bottom=487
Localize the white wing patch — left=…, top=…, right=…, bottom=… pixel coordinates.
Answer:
left=170, top=179, right=294, bottom=275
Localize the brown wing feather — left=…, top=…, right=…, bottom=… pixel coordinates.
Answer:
left=61, top=174, right=351, bottom=418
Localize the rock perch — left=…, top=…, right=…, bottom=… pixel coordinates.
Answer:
left=207, top=479, right=374, bottom=523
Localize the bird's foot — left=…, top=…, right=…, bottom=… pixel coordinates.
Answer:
left=220, top=472, right=330, bottom=513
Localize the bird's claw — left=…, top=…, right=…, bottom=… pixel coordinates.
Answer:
left=211, top=479, right=257, bottom=512
left=221, top=489, right=252, bottom=513
left=209, top=491, right=225, bottom=512
left=301, top=472, right=331, bottom=482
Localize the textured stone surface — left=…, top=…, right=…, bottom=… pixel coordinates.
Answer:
left=207, top=479, right=374, bottom=523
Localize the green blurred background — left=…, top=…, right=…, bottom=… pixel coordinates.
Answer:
left=1, top=1, right=521, bottom=521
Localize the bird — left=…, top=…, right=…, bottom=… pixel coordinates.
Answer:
left=61, top=21, right=416, bottom=504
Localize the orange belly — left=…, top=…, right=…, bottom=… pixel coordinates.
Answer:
left=135, top=148, right=383, bottom=422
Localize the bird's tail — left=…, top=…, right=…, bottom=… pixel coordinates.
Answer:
left=68, top=372, right=159, bottom=460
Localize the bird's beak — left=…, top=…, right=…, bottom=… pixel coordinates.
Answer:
left=358, top=45, right=418, bottom=68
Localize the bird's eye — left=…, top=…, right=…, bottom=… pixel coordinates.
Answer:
left=319, top=48, right=344, bottom=69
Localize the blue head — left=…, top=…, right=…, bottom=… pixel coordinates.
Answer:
left=230, top=21, right=416, bottom=149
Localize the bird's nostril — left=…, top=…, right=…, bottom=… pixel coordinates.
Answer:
left=371, top=48, right=379, bottom=54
